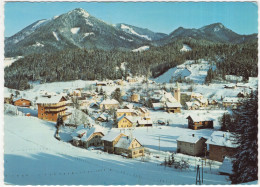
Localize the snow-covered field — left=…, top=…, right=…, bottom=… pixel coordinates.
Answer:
left=4, top=115, right=231, bottom=185
left=154, top=60, right=216, bottom=84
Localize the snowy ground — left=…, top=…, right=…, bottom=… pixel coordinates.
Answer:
left=4, top=114, right=231, bottom=185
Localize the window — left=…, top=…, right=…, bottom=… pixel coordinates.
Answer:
left=139, top=150, right=143, bottom=153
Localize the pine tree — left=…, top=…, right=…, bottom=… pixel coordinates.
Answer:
left=230, top=91, right=258, bottom=184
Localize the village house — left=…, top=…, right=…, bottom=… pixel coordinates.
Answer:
left=13, top=98, right=32, bottom=108
left=224, top=84, right=237, bottom=89
left=190, top=92, right=203, bottom=100
left=71, top=125, right=104, bottom=148
left=4, top=93, right=14, bottom=104
left=164, top=102, right=182, bottom=113
left=177, top=134, right=207, bottom=156
left=130, top=93, right=140, bottom=103
left=136, top=119, right=153, bottom=127
left=185, top=101, right=200, bottom=110
left=127, top=77, right=137, bottom=83
left=117, top=80, right=125, bottom=86
left=96, top=113, right=108, bottom=122
left=152, top=103, right=164, bottom=110
left=37, top=95, right=70, bottom=122
left=194, top=98, right=208, bottom=107
left=99, top=99, right=119, bottom=110
left=187, top=115, right=214, bottom=130
left=222, top=97, right=241, bottom=109
left=116, top=109, right=136, bottom=117
left=206, top=131, right=238, bottom=162
left=124, top=104, right=134, bottom=109
left=102, top=132, right=127, bottom=153
left=208, top=99, right=218, bottom=106
left=96, top=81, right=107, bottom=86
left=138, top=107, right=150, bottom=117
left=117, top=115, right=135, bottom=128
left=114, top=136, right=145, bottom=158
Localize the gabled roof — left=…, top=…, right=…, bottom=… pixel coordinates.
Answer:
left=114, top=136, right=133, bottom=149
left=139, top=107, right=149, bottom=113
left=100, top=99, right=119, bottom=105
left=36, top=95, right=66, bottom=104
left=13, top=97, right=31, bottom=102
left=166, top=102, right=182, bottom=108
left=186, top=114, right=214, bottom=122
left=117, top=109, right=135, bottom=113
left=177, top=134, right=206, bottom=144
left=137, top=119, right=153, bottom=125
left=81, top=127, right=104, bottom=142
left=101, top=131, right=125, bottom=142
left=117, top=115, right=135, bottom=123
left=206, top=131, right=238, bottom=148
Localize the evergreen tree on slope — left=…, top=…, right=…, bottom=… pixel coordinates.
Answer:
left=230, top=91, right=258, bottom=184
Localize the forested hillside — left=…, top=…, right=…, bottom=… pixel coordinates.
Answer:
left=4, top=39, right=258, bottom=90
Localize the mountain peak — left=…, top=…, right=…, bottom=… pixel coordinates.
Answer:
left=68, top=8, right=90, bottom=18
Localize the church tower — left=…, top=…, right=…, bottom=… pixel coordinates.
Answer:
left=174, top=82, right=181, bottom=103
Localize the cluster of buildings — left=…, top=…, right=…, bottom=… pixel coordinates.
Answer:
left=177, top=131, right=238, bottom=162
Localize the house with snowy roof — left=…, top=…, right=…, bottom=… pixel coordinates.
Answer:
left=136, top=119, right=153, bottom=127
left=36, top=95, right=70, bottom=122
left=185, top=101, right=200, bottom=110
left=97, top=113, right=109, bottom=122
left=206, top=131, right=238, bottom=162
left=13, top=97, right=32, bottom=108
left=116, top=109, right=136, bottom=117
left=177, top=134, right=207, bottom=156
left=222, top=97, right=241, bottom=109
left=187, top=114, right=214, bottom=130
left=114, top=136, right=144, bottom=158
left=152, top=103, right=164, bottom=110
left=194, top=98, right=208, bottom=107
left=102, top=131, right=127, bottom=153
left=190, top=92, right=203, bottom=100
left=71, top=125, right=104, bottom=148
left=117, top=115, right=136, bottom=128
left=130, top=93, right=140, bottom=103
left=138, top=107, right=150, bottom=117
left=96, top=81, right=107, bottom=86
left=164, top=102, right=182, bottom=113
left=99, top=99, right=119, bottom=110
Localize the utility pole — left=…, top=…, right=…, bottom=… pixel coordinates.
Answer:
left=196, top=165, right=201, bottom=185
left=201, top=159, right=204, bottom=184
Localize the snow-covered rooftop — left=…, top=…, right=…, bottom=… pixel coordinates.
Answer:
left=137, top=119, right=153, bottom=125
left=36, top=95, right=66, bottom=104
left=206, top=131, right=238, bottom=148
left=101, top=131, right=124, bottom=142
left=187, top=114, right=214, bottom=122
left=114, top=136, right=132, bottom=149
left=100, top=99, right=119, bottom=105
left=166, top=102, right=182, bottom=108
left=222, top=97, right=239, bottom=103
left=177, top=134, right=206, bottom=144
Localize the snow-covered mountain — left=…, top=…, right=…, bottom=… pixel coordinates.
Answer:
left=115, top=23, right=167, bottom=41
left=156, top=23, right=257, bottom=45
left=4, top=8, right=148, bottom=57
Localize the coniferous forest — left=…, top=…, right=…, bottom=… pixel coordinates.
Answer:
left=4, top=39, right=257, bottom=90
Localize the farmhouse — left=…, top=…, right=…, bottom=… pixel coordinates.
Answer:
left=222, top=97, right=240, bottom=109
left=117, top=115, right=135, bottom=128
left=114, top=136, right=144, bottom=158
left=136, top=119, right=153, bottom=127
left=165, top=102, right=182, bottom=113
left=206, top=131, right=238, bottom=162
left=71, top=125, right=104, bottom=148
left=138, top=107, right=150, bottom=117
left=37, top=95, right=70, bottom=122
left=102, top=132, right=126, bottom=153
left=116, top=109, right=136, bottom=117
left=177, top=134, right=207, bottom=156
left=187, top=115, right=214, bottom=130
left=99, top=99, right=119, bottom=110
left=13, top=98, right=31, bottom=108
left=185, top=101, right=200, bottom=110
